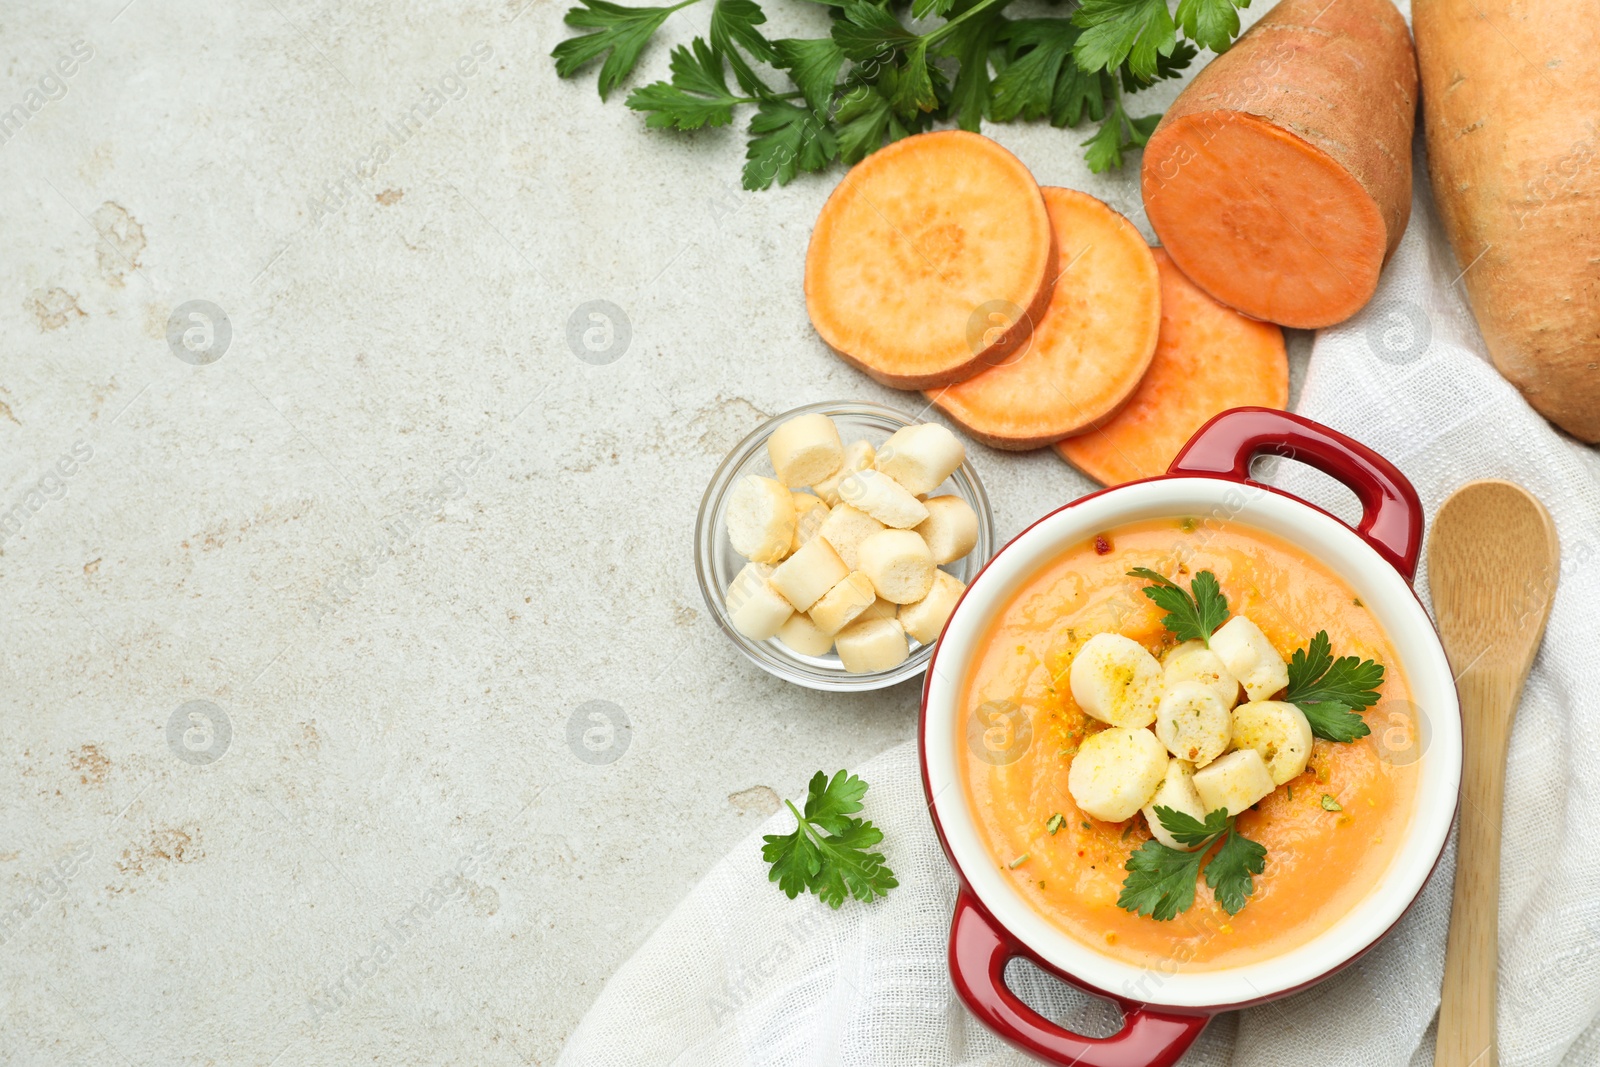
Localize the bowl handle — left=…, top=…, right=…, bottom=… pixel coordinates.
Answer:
left=949, top=890, right=1210, bottom=1067
left=1168, top=407, right=1424, bottom=581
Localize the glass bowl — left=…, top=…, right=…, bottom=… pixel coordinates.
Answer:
left=694, top=400, right=996, bottom=692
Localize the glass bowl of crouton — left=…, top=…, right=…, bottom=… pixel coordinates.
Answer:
left=695, top=400, right=995, bottom=692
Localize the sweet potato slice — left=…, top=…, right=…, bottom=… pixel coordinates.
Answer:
left=1056, top=249, right=1287, bottom=487
left=805, top=131, right=1053, bottom=390
left=1140, top=0, right=1417, bottom=329
left=925, top=187, right=1160, bottom=450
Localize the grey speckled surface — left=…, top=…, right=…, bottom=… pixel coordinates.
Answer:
left=0, top=2, right=1307, bottom=1063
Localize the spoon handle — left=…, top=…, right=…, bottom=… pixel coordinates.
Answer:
left=1434, top=670, right=1520, bottom=1067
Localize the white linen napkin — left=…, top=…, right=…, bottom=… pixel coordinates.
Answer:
left=556, top=141, right=1600, bottom=1067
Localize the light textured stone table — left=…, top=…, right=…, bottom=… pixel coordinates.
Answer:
left=0, top=2, right=1308, bottom=1062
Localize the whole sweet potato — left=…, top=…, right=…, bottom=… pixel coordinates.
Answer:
left=1415, top=0, right=1600, bottom=441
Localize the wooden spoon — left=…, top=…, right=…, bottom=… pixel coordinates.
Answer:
left=1429, top=480, right=1559, bottom=1067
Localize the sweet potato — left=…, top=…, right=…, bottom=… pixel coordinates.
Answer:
left=1140, top=0, right=1418, bottom=329
left=805, top=131, right=1054, bottom=390
left=1056, top=249, right=1287, bottom=487
left=1415, top=0, right=1600, bottom=442
left=924, top=188, right=1160, bottom=450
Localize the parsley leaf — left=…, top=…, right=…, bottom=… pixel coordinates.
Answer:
left=1147, top=804, right=1228, bottom=847
left=1052, top=55, right=1111, bottom=130
left=1148, top=38, right=1198, bottom=82
left=711, top=0, right=778, bottom=61
left=1126, top=109, right=1161, bottom=144
left=1127, top=566, right=1230, bottom=644
left=744, top=100, right=839, bottom=189
left=773, top=37, right=846, bottom=111
left=1286, top=631, right=1386, bottom=708
left=887, top=41, right=941, bottom=120
left=832, top=1, right=920, bottom=63
left=1120, top=837, right=1208, bottom=920
left=1296, top=701, right=1369, bottom=742
left=797, top=766, right=866, bottom=831
left=1205, top=825, right=1266, bottom=913
left=1284, top=630, right=1383, bottom=742
left=710, top=0, right=778, bottom=94
left=990, top=19, right=1098, bottom=125
left=1081, top=102, right=1137, bottom=172
left=1174, top=0, right=1249, bottom=55
left=1087, top=97, right=1161, bottom=174
left=809, top=817, right=893, bottom=906
left=627, top=39, right=744, bottom=129
left=940, top=13, right=1001, bottom=131
left=1118, top=806, right=1265, bottom=919
left=833, top=80, right=915, bottom=163
left=761, top=769, right=898, bottom=908
left=553, top=0, right=697, bottom=100
left=1072, top=0, right=1177, bottom=84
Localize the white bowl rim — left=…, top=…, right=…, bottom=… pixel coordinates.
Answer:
left=921, top=474, right=1461, bottom=1010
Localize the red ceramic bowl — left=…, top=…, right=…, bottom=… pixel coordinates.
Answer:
left=919, top=409, right=1461, bottom=1067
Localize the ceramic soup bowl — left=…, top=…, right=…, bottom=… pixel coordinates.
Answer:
left=919, top=409, right=1461, bottom=1067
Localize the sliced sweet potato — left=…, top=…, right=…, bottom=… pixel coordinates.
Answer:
left=1140, top=0, right=1417, bottom=329
left=1056, top=248, right=1287, bottom=487
left=925, top=187, right=1160, bottom=450
left=805, top=131, right=1053, bottom=390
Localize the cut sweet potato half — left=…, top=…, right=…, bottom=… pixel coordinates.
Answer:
left=805, top=131, right=1053, bottom=390
left=1056, top=248, right=1287, bottom=487
left=925, top=187, right=1160, bottom=450
left=1140, top=0, right=1417, bottom=329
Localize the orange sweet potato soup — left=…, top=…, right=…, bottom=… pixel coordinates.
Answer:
left=958, top=517, right=1419, bottom=970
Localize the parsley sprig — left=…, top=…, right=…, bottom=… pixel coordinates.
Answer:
left=762, top=769, right=898, bottom=908
left=1284, top=630, right=1384, bottom=742
left=552, top=0, right=703, bottom=100
left=1127, top=567, right=1229, bottom=644
left=1118, top=806, right=1266, bottom=920
left=552, top=0, right=1250, bottom=186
